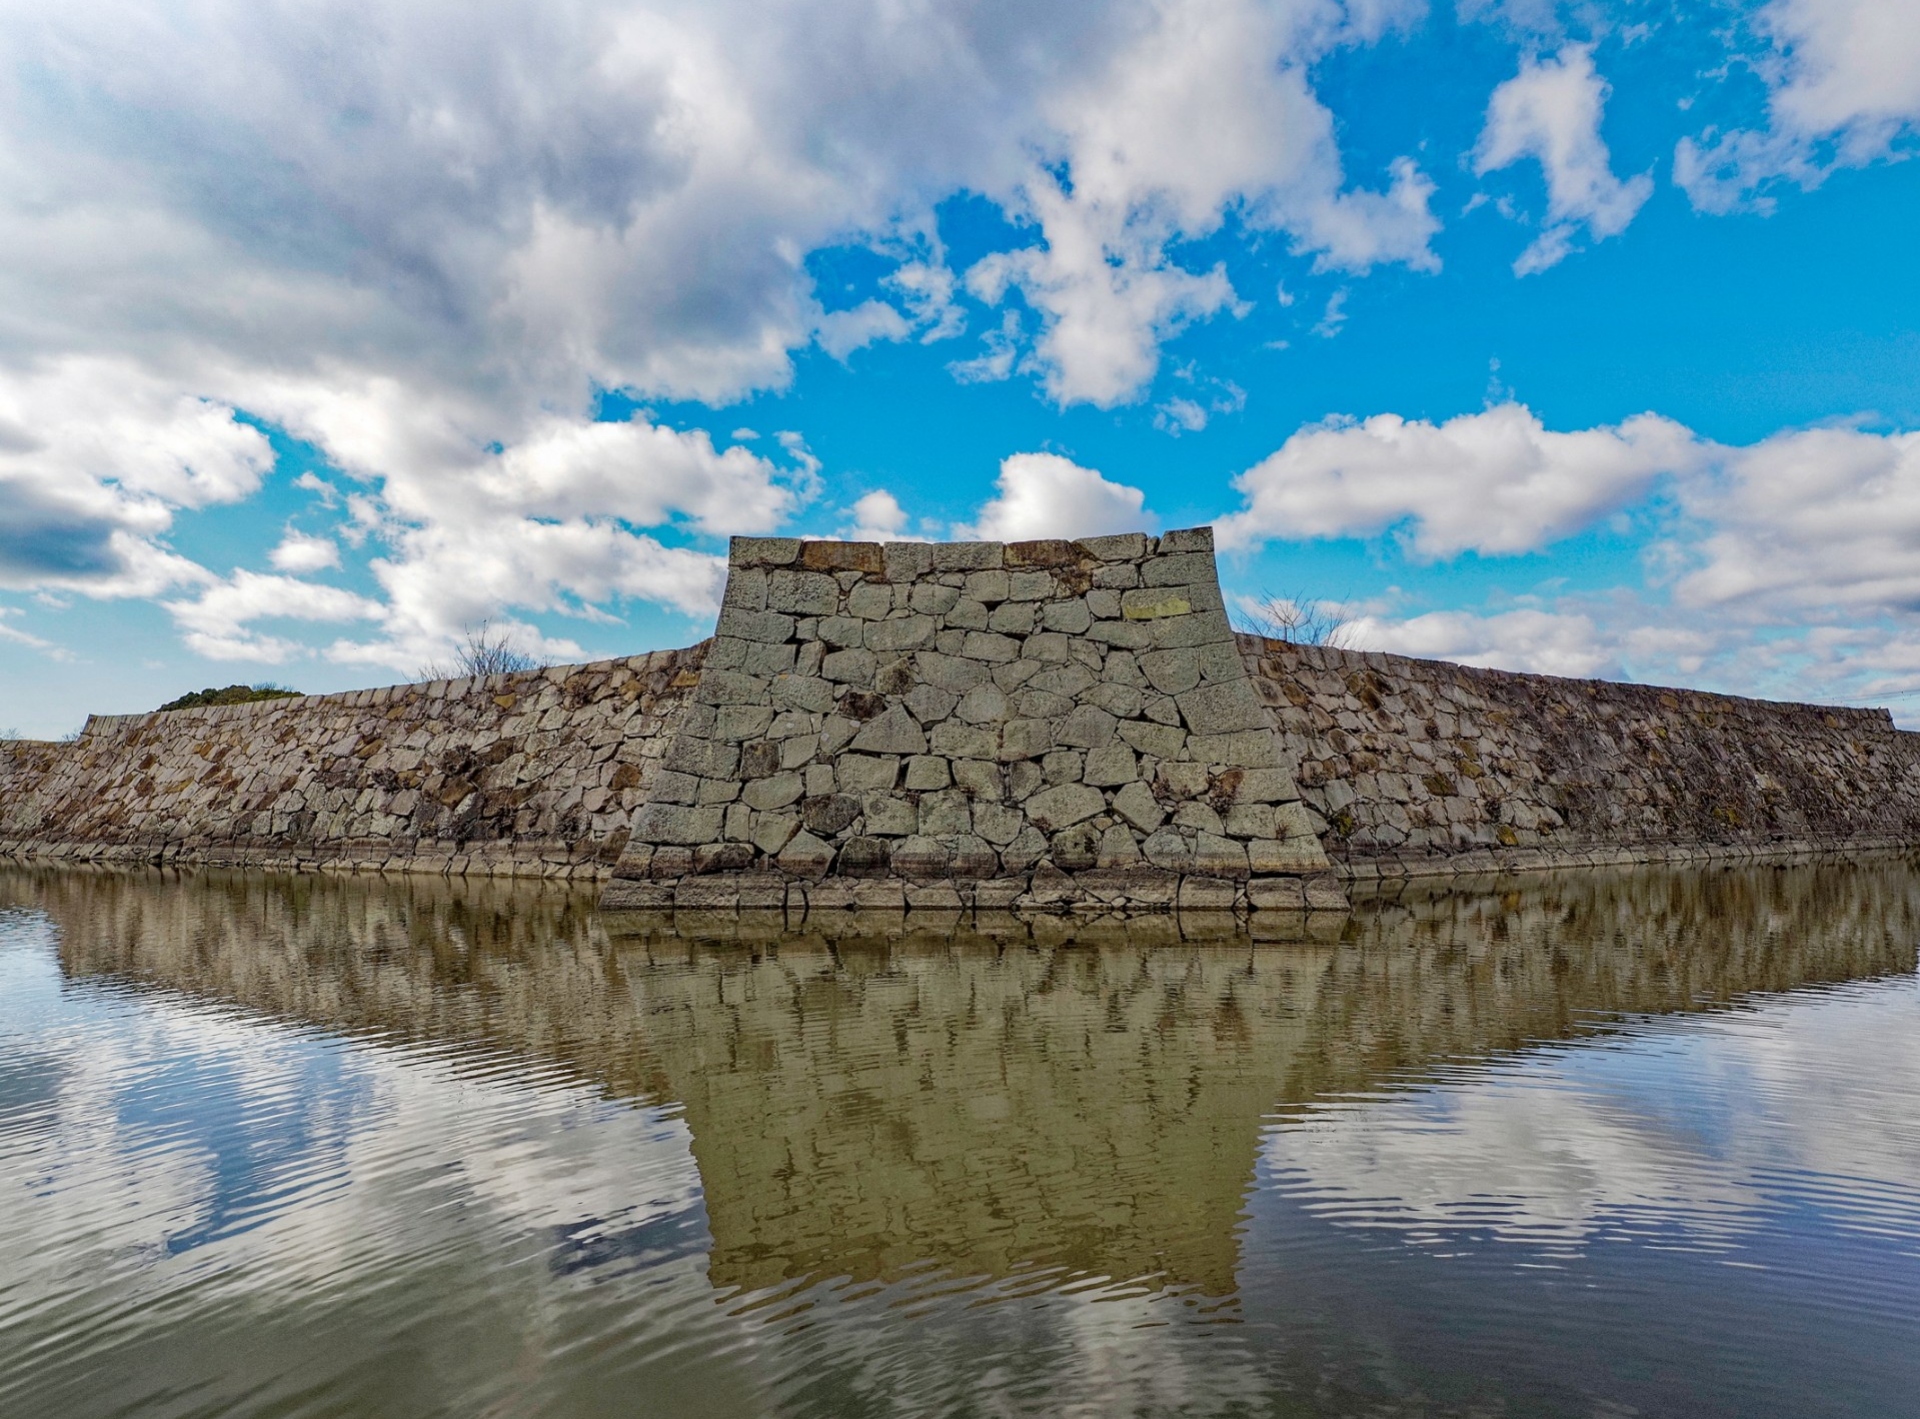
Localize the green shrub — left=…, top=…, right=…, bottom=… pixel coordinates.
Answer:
left=156, top=684, right=303, bottom=712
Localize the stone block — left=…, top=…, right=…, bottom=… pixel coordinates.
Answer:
left=694, top=670, right=769, bottom=707
left=883, top=542, right=934, bottom=581
left=1243, top=835, right=1324, bottom=873
left=803, top=793, right=861, bottom=835
left=850, top=705, right=927, bottom=754
left=1082, top=744, right=1137, bottom=786
left=1041, top=598, right=1093, bottom=633
left=958, top=684, right=1011, bottom=723
left=918, top=651, right=987, bottom=693
left=973, top=801, right=1023, bottom=844
left=1082, top=683, right=1144, bottom=719
left=799, top=541, right=884, bottom=574
left=865, top=796, right=917, bottom=836
left=949, top=836, right=1000, bottom=877
left=1157, top=762, right=1210, bottom=799
left=818, top=615, right=864, bottom=648
left=767, top=569, right=840, bottom=615
left=1234, top=767, right=1298, bottom=802
left=836, top=834, right=890, bottom=876
left=1246, top=876, right=1307, bottom=911
left=1086, top=620, right=1152, bottom=649
left=717, top=705, right=776, bottom=742
left=903, top=683, right=957, bottom=725
left=847, top=583, right=893, bottom=619
left=1050, top=822, right=1101, bottom=871
left=918, top=790, right=972, bottom=836
left=648, top=768, right=700, bottom=805
left=716, top=607, right=797, bottom=644
left=634, top=803, right=725, bottom=845
left=1096, top=824, right=1142, bottom=868
left=1186, top=731, right=1284, bottom=767
left=836, top=754, right=899, bottom=790
left=1274, top=800, right=1319, bottom=838
left=675, top=738, right=740, bottom=780
left=1111, top=780, right=1164, bottom=833
left=1177, top=876, right=1238, bottom=911
left=751, top=812, right=801, bottom=855
left=961, top=631, right=1020, bottom=662
left=1013, top=687, right=1074, bottom=720
left=804, top=763, right=836, bottom=797
left=778, top=735, right=817, bottom=771
left=1173, top=801, right=1225, bottom=834
left=1020, top=632, right=1072, bottom=663
left=964, top=569, right=1010, bottom=604
left=743, top=771, right=805, bottom=811
left=1121, top=587, right=1193, bottom=620
left=1139, top=648, right=1201, bottom=696
left=998, top=718, right=1053, bottom=761
left=1176, top=680, right=1270, bottom=735
left=944, top=598, right=990, bottom=630
left=1026, top=781, right=1104, bottom=831
left=910, top=582, right=959, bottom=614
left=1156, top=526, right=1214, bottom=554
left=822, top=649, right=877, bottom=685
left=731, top=536, right=800, bottom=567
left=741, top=642, right=797, bottom=676
left=1141, top=827, right=1193, bottom=871
left=1147, top=612, right=1230, bottom=649
left=1007, top=570, right=1055, bottom=602
left=1078, top=532, right=1149, bottom=562
left=988, top=601, right=1037, bottom=634
left=1001, top=824, right=1048, bottom=871
left=866, top=615, right=935, bottom=652
left=722, top=567, right=769, bottom=610
left=903, top=755, right=951, bottom=790
left=951, top=758, right=1002, bottom=799
left=931, top=721, right=997, bottom=759
left=932, top=541, right=1004, bottom=571
left=1054, top=705, right=1118, bottom=749
left=1193, top=832, right=1249, bottom=878
left=777, top=829, right=835, bottom=877
left=772, top=675, right=838, bottom=714
left=1224, top=802, right=1278, bottom=838
left=890, top=834, right=950, bottom=878
left=1305, top=875, right=1349, bottom=911
left=1041, top=749, right=1084, bottom=784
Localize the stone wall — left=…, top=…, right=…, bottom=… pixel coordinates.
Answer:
left=602, top=528, right=1341, bottom=914
left=9, top=525, right=1920, bottom=904
left=1244, top=638, right=1920, bottom=882
left=0, top=648, right=703, bottom=877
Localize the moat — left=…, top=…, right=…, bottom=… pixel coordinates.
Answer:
left=4, top=860, right=1919, bottom=1417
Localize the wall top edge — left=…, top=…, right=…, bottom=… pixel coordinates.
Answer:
left=1238, top=632, right=1903, bottom=729
left=728, top=525, right=1212, bottom=569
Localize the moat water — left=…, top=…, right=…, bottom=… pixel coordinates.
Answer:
left=3, top=861, right=1919, bottom=1418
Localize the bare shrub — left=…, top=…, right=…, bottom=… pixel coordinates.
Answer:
left=416, top=620, right=546, bottom=682
left=1234, top=591, right=1353, bottom=648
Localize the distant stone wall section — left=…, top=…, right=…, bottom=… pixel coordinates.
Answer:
left=1243, top=638, right=1920, bottom=881
left=603, top=528, right=1341, bottom=913
left=0, top=649, right=703, bottom=877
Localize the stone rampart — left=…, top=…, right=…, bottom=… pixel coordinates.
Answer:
left=1244, top=638, right=1920, bottom=882
left=0, top=648, right=703, bottom=877
left=601, top=528, right=1341, bottom=914
left=8, top=525, right=1920, bottom=906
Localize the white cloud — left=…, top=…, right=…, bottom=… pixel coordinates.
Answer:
left=963, top=453, right=1154, bottom=542
left=843, top=489, right=916, bottom=543
left=1671, top=425, right=1920, bottom=618
left=1217, top=402, right=1702, bottom=558
left=1676, top=0, right=1920, bottom=212
left=164, top=570, right=383, bottom=663
left=0, top=358, right=266, bottom=598
left=1474, top=46, right=1652, bottom=274
left=1341, top=607, right=1621, bottom=678
left=268, top=530, right=341, bottom=574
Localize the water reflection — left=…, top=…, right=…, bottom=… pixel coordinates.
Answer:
left=4, top=861, right=1920, bottom=1417
left=11, top=860, right=1916, bottom=1301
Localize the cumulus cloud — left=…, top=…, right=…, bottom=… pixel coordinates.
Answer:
left=963, top=453, right=1154, bottom=542
left=1341, top=607, right=1621, bottom=679
left=1676, top=0, right=1920, bottom=212
left=965, top=0, right=1440, bottom=406
left=0, top=359, right=266, bottom=597
left=1217, top=402, right=1702, bottom=558
left=164, top=570, right=383, bottom=663
left=268, top=530, right=341, bottom=574
left=843, top=489, right=916, bottom=543
left=1672, top=425, right=1920, bottom=618
left=1474, top=46, right=1652, bottom=274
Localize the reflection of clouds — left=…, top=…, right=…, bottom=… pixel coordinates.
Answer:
left=1262, top=978, right=1920, bottom=1256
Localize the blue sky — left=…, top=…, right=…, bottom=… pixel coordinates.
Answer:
left=2, top=0, right=1918, bottom=736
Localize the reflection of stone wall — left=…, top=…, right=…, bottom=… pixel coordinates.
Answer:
left=0, top=649, right=702, bottom=878
left=604, top=528, right=1339, bottom=915
left=1245, top=637, right=1920, bottom=880
left=28, top=858, right=1918, bottom=1298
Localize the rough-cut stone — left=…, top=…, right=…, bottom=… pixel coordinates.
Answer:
left=850, top=705, right=927, bottom=755
left=1026, top=782, right=1104, bottom=831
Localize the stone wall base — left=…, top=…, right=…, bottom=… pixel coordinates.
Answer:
left=0, top=838, right=614, bottom=880
left=601, top=868, right=1348, bottom=916
left=1341, top=836, right=1919, bottom=893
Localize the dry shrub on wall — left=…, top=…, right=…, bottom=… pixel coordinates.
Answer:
left=1234, top=592, right=1353, bottom=648
left=415, top=620, right=548, bottom=682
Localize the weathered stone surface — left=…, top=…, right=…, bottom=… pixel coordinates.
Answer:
left=850, top=705, right=927, bottom=755
left=1026, top=782, right=1104, bottom=831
